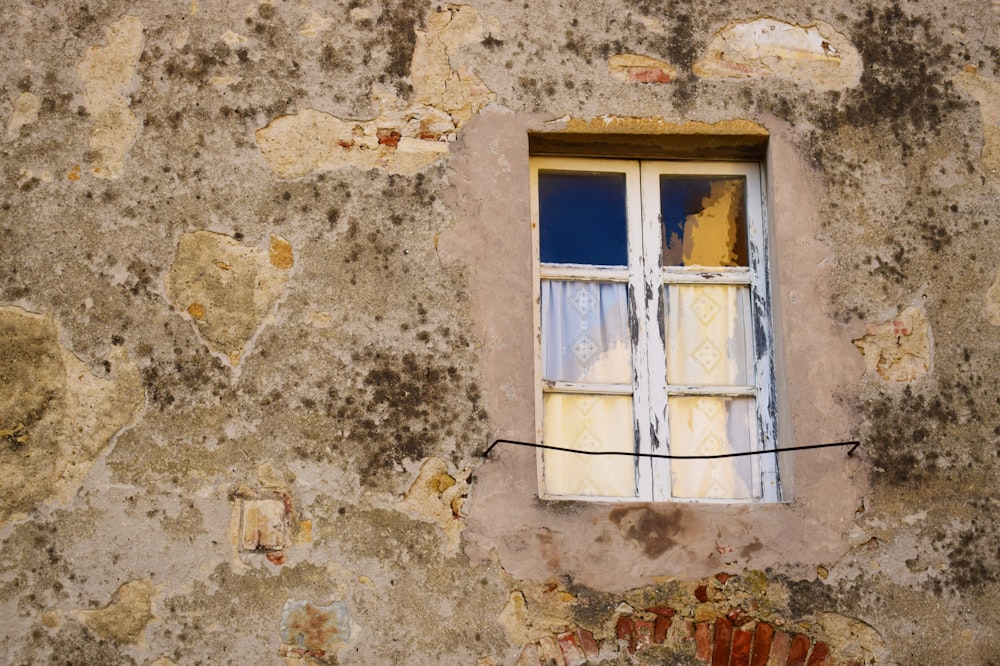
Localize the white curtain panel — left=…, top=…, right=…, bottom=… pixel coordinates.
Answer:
left=666, top=284, right=754, bottom=499
left=541, top=280, right=632, bottom=383
left=542, top=393, right=636, bottom=497
left=541, top=280, right=635, bottom=496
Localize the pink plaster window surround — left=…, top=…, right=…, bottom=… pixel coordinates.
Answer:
left=530, top=157, right=779, bottom=503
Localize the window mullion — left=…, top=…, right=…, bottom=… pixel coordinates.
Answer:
left=747, top=163, right=780, bottom=502
left=622, top=162, right=656, bottom=502
left=638, top=162, right=671, bottom=501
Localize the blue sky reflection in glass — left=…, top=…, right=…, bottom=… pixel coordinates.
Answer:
left=538, top=171, right=628, bottom=266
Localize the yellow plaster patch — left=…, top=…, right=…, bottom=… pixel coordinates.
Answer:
left=268, top=234, right=295, bottom=269
left=187, top=302, right=206, bottom=320
left=955, top=70, right=1000, bottom=183
left=560, top=116, right=769, bottom=137
left=77, top=16, right=144, bottom=179
left=398, top=457, right=470, bottom=555
left=853, top=306, right=932, bottom=382
left=694, top=19, right=862, bottom=91
left=164, top=231, right=292, bottom=365
left=816, top=612, right=889, bottom=664
left=0, top=307, right=143, bottom=525
left=255, top=4, right=497, bottom=178
left=74, top=580, right=155, bottom=644
left=67, top=164, right=82, bottom=181
left=5, top=91, right=41, bottom=141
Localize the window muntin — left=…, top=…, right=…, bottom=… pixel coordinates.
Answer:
left=531, top=157, right=778, bottom=503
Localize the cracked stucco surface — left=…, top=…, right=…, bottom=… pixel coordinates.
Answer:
left=255, top=4, right=496, bottom=177
left=0, top=306, right=143, bottom=525
left=77, top=15, right=144, bottom=179
left=1, top=0, right=999, bottom=663
left=694, top=19, right=862, bottom=90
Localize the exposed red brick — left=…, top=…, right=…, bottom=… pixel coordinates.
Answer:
left=695, top=622, right=713, bottom=662
left=376, top=130, right=401, bottom=147
left=786, top=635, right=811, bottom=666
left=712, top=617, right=733, bottom=666
left=627, top=67, right=672, bottom=83
left=265, top=550, right=286, bottom=565
left=635, top=619, right=654, bottom=651
left=616, top=615, right=634, bottom=640
left=576, top=628, right=599, bottom=657
left=556, top=631, right=585, bottom=666
left=805, top=641, right=830, bottom=666
left=731, top=628, right=753, bottom=666
left=768, top=631, right=791, bottom=666
left=418, top=132, right=441, bottom=141
left=695, top=585, right=709, bottom=602
left=750, top=622, right=775, bottom=666
left=616, top=615, right=636, bottom=653
left=646, top=605, right=676, bottom=618
left=336, top=140, right=354, bottom=149
left=716, top=572, right=733, bottom=583
left=653, top=615, right=672, bottom=644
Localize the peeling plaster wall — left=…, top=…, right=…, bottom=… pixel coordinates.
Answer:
left=1, top=1, right=999, bottom=665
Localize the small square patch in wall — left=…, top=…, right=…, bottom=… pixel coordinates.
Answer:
left=240, top=499, right=287, bottom=551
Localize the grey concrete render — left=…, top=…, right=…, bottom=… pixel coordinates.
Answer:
left=0, top=0, right=997, bottom=664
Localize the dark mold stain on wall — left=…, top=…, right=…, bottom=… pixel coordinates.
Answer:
left=609, top=506, right=683, bottom=558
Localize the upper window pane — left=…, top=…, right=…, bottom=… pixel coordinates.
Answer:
left=660, top=176, right=748, bottom=267
left=539, top=171, right=628, bottom=266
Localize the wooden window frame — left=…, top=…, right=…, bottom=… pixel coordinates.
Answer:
left=530, top=156, right=780, bottom=503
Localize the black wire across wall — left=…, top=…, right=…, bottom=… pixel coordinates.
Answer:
left=482, top=439, right=860, bottom=459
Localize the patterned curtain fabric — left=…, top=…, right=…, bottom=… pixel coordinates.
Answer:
left=542, top=394, right=636, bottom=497
left=541, top=280, right=631, bottom=384
left=541, top=280, right=635, bottom=496
left=666, top=284, right=754, bottom=499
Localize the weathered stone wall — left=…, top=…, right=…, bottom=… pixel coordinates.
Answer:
left=0, top=1, right=997, bottom=664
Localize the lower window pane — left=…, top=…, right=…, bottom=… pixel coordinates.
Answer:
left=543, top=393, right=637, bottom=497
left=669, top=396, right=756, bottom=500
left=665, top=284, right=751, bottom=386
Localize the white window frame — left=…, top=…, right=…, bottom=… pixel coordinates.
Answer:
left=530, top=156, right=779, bottom=503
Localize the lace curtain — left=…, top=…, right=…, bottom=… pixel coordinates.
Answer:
left=541, top=280, right=635, bottom=496
left=666, top=284, right=754, bottom=499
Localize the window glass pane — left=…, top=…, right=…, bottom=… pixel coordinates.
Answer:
left=660, top=176, right=748, bottom=267
left=665, top=284, right=751, bottom=386
left=543, top=393, right=636, bottom=497
left=668, top=396, right=755, bottom=500
left=539, top=171, right=628, bottom=266
left=542, top=280, right=632, bottom=384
